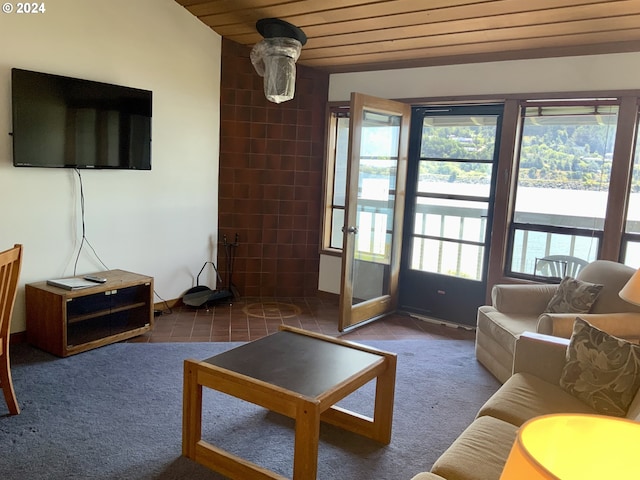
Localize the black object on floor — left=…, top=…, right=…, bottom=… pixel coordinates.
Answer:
left=183, top=261, right=232, bottom=307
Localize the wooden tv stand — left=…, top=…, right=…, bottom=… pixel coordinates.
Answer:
left=26, top=269, right=154, bottom=357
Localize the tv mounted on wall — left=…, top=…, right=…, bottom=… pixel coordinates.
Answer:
left=11, top=68, right=152, bottom=170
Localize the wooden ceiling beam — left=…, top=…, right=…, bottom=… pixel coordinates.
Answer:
left=289, top=0, right=615, bottom=32
left=205, top=0, right=626, bottom=43
left=302, top=4, right=640, bottom=50
left=301, top=31, right=640, bottom=68
left=193, top=0, right=395, bottom=25
left=189, top=0, right=496, bottom=22
left=173, top=0, right=640, bottom=73
left=300, top=16, right=640, bottom=57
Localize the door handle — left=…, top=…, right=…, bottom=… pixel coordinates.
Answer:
left=342, top=226, right=358, bottom=234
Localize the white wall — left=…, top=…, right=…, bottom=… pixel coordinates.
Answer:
left=319, top=52, right=640, bottom=293
left=328, top=52, right=640, bottom=101
left=0, top=0, right=222, bottom=332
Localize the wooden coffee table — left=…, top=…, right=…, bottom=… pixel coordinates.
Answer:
left=182, top=325, right=397, bottom=479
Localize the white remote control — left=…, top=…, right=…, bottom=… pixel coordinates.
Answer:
left=84, top=275, right=107, bottom=283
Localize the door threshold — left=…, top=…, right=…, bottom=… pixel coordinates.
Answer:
left=403, top=311, right=476, bottom=332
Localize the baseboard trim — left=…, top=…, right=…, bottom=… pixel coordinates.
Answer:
left=10, top=331, right=27, bottom=344
left=316, top=290, right=339, bottom=302
left=154, top=297, right=183, bottom=311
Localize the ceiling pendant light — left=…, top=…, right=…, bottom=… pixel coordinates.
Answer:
left=250, top=18, right=307, bottom=104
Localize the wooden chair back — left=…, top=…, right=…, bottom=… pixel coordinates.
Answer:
left=0, top=244, right=23, bottom=414
left=0, top=245, right=22, bottom=344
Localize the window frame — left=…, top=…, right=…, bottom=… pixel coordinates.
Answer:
left=620, top=105, right=640, bottom=266
left=505, top=98, right=620, bottom=282
left=321, top=92, right=640, bottom=292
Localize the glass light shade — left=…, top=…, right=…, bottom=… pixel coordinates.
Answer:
left=500, top=414, right=640, bottom=479
left=250, top=37, right=302, bottom=104
left=619, top=268, right=640, bottom=306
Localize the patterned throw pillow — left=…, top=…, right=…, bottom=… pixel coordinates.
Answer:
left=545, top=276, right=603, bottom=313
left=559, top=318, right=640, bottom=416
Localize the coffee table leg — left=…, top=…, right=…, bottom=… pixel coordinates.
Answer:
left=372, top=354, right=397, bottom=443
left=183, top=359, right=203, bottom=459
left=293, top=399, right=320, bottom=479
left=319, top=354, right=397, bottom=444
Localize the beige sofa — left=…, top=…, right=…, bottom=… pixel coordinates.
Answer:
left=475, top=260, right=640, bottom=383
left=410, top=331, right=640, bottom=480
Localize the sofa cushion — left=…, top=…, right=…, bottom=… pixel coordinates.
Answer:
left=430, top=416, right=517, bottom=480
left=544, top=276, right=603, bottom=314
left=560, top=318, right=640, bottom=417
left=477, top=372, right=596, bottom=427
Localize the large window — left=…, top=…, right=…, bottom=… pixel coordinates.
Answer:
left=508, top=102, right=618, bottom=280
left=321, top=93, right=640, bottom=287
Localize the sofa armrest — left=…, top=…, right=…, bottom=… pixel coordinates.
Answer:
left=492, top=284, right=558, bottom=314
left=410, top=473, right=446, bottom=480
left=512, top=331, right=569, bottom=385
left=537, top=312, right=640, bottom=340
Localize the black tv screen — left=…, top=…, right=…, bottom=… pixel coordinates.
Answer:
left=11, top=68, right=152, bottom=169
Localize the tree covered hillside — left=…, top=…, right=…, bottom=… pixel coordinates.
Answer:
left=519, top=124, right=615, bottom=190
left=418, top=121, right=629, bottom=191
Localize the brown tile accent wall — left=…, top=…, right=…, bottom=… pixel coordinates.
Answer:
left=218, top=38, right=329, bottom=297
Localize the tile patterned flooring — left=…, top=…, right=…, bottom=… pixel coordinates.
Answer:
left=131, top=296, right=475, bottom=343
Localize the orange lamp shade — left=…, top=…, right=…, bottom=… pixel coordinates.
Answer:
left=500, top=414, right=640, bottom=479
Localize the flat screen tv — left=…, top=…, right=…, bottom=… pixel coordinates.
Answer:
left=11, top=68, right=152, bottom=169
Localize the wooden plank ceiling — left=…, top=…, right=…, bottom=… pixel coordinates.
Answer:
left=174, top=0, right=640, bottom=73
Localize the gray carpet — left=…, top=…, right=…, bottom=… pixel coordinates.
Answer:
left=1, top=337, right=499, bottom=479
